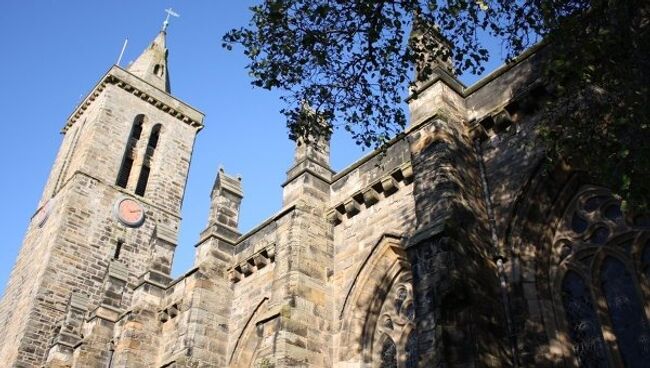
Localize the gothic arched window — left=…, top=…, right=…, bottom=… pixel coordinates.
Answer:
left=600, top=257, right=650, bottom=366
left=560, top=271, right=609, bottom=367
left=116, top=114, right=145, bottom=188
left=642, top=241, right=650, bottom=279
left=371, top=276, right=417, bottom=368
left=553, top=186, right=650, bottom=366
left=380, top=337, right=397, bottom=368
left=405, top=332, right=418, bottom=368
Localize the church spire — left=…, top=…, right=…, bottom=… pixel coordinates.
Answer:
left=127, top=31, right=170, bottom=92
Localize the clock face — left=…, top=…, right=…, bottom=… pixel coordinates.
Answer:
left=114, top=198, right=145, bottom=227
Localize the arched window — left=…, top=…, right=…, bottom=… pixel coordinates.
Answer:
left=116, top=115, right=144, bottom=188
left=405, top=332, right=418, bottom=368
left=560, top=271, right=609, bottom=367
left=153, top=64, right=164, bottom=77
left=380, top=337, right=397, bottom=368
left=135, top=124, right=161, bottom=196
left=600, top=257, right=650, bottom=366
left=553, top=187, right=650, bottom=366
left=642, top=242, right=650, bottom=279
left=371, top=276, right=416, bottom=367
left=147, top=124, right=161, bottom=149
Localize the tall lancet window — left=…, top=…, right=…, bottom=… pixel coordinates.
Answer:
left=116, top=114, right=144, bottom=188
left=560, top=271, right=609, bottom=367
left=380, top=337, right=397, bottom=368
left=135, top=124, right=161, bottom=196
left=600, top=257, right=650, bottom=367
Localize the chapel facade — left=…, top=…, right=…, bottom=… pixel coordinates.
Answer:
left=0, top=27, right=648, bottom=368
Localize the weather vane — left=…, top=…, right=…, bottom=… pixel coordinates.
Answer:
left=162, top=8, right=180, bottom=32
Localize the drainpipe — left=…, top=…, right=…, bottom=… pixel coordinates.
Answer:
left=474, top=139, right=519, bottom=367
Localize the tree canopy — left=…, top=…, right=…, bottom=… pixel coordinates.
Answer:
left=223, top=0, right=649, bottom=210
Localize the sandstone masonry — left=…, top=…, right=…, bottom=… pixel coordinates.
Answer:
left=1, top=27, right=648, bottom=368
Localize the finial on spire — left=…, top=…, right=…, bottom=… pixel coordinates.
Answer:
left=162, top=8, right=180, bottom=32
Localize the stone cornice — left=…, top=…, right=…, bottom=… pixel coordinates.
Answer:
left=62, top=65, right=204, bottom=133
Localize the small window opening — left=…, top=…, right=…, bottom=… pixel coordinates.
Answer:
left=113, top=240, right=124, bottom=260
left=153, top=64, right=164, bottom=77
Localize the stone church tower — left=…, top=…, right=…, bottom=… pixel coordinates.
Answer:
left=2, top=24, right=650, bottom=368
left=0, top=31, right=204, bottom=366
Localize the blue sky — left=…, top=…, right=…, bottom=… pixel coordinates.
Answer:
left=0, top=1, right=505, bottom=295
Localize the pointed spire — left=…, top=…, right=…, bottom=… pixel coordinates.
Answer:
left=127, top=31, right=171, bottom=92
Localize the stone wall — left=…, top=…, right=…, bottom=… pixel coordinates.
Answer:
left=0, top=63, right=203, bottom=367
left=4, top=36, right=634, bottom=368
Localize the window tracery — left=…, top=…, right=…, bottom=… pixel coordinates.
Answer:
left=552, top=186, right=650, bottom=366
left=373, top=278, right=417, bottom=368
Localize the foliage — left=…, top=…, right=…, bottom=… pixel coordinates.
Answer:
left=538, top=1, right=649, bottom=211
left=224, top=0, right=649, bottom=210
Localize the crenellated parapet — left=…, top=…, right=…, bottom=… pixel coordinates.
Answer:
left=228, top=242, right=276, bottom=283
left=328, top=162, right=414, bottom=225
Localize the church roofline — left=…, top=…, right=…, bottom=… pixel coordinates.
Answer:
left=333, top=43, right=548, bottom=184
left=62, top=65, right=204, bottom=133
left=406, top=41, right=547, bottom=102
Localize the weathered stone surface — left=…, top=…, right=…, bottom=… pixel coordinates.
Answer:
left=2, top=30, right=640, bottom=368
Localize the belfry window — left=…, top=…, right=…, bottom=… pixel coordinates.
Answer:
left=135, top=124, right=161, bottom=196
left=554, top=187, right=650, bottom=367
left=116, top=114, right=145, bottom=188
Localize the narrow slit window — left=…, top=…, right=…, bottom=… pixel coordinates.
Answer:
left=135, top=166, right=150, bottom=196
left=148, top=124, right=161, bottom=149
left=153, top=64, right=164, bottom=77
left=113, top=240, right=124, bottom=260
left=134, top=124, right=161, bottom=197
left=116, top=115, right=145, bottom=188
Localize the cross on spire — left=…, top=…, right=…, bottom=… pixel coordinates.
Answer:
left=162, top=8, right=180, bottom=32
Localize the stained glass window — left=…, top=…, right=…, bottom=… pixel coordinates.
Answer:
left=561, top=271, right=609, bottom=367
left=557, top=189, right=650, bottom=366
left=380, top=337, right=397, bottom=368
left=600, top=257, right=650, bottom=367
left=405, top=332, right=418, bottom=368
left=642, top=243, right=650, bottom=279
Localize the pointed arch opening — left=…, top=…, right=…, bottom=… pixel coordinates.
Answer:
left=405, top=332, right=418, bottom=368
left=560, top=270, right=609, bottom=367
left=379, top=336, right=397, bottom=368
left=153, top=64, right=165, bottom=77
left=599, top=256, right=650, bottom=366
left=543, top=185, right=650, bottom=366
left=337, top=233, right=417, bottom=367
